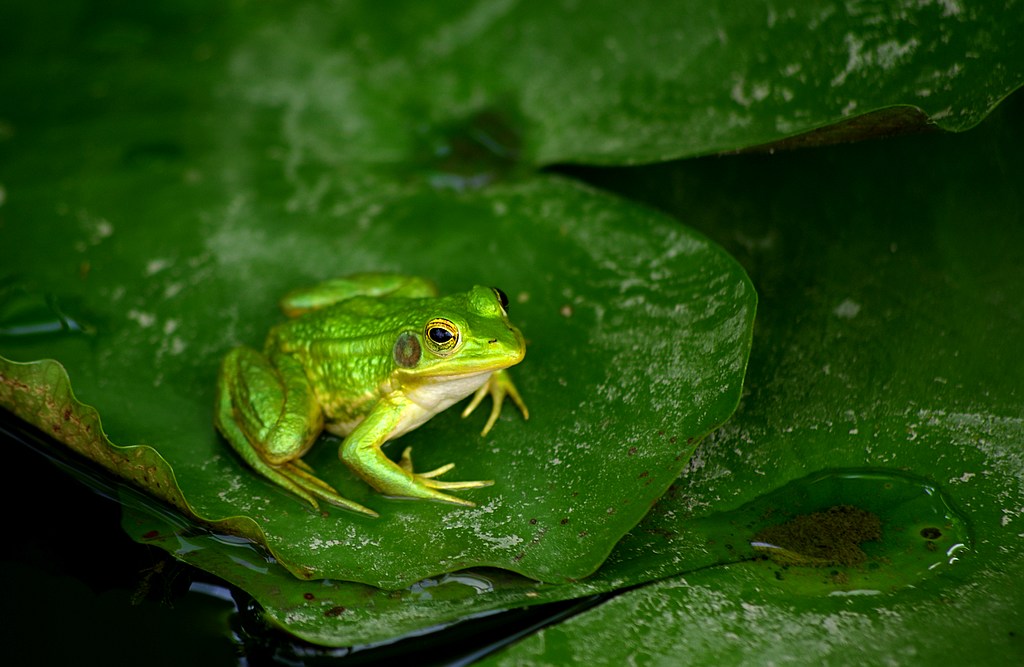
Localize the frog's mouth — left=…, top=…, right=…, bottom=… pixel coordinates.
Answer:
left=461, top=335, right=525, bottom=372
left=415, top=352, right=522, bottom=379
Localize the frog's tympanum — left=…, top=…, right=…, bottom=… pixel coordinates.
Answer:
left=215, top=273, right=528, bottom=517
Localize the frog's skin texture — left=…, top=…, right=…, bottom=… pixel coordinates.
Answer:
left=215, top=273, right=528, bottom=517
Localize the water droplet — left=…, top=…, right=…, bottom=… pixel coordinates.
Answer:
left=690, top=469, right=970, bottom=595
left=408, top=571, right=497, bottom=600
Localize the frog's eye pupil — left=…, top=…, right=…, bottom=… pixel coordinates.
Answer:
left=429, top=327, right=453, bottom=344
left=491, top=287, right=509, bottom=312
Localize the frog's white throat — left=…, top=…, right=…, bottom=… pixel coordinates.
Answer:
left=392, top=370, right=494, bottom=439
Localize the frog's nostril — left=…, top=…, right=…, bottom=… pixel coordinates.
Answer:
left=488, top=338, right=498, bottom=344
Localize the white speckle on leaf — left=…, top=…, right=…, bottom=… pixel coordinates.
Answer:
left=76, top=212, right=114, bottom=249
left=440, top=498, right=525, bottom=550
left=146, top=258, right=172, bottom=276
left=128, top=309, right=157, bottom=328
left=782, top=62, right=802, bottom=78
left=833, top=299, right=861, bottom=319
left=929, top=0, right=964, bottom=17
left=952, top=471, right=975, bottom=484
left=169, top=337, right=187, bottom=355
left=94, top=218, right=114, bottom=240
left=831, top=34, right=919, bottom=87
left=730, top=76, right=771, bottom=108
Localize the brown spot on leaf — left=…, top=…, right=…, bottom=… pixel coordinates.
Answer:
left=753, top=505, right=882, bottom=567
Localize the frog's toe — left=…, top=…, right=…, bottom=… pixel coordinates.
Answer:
left=398, top=447, right=456, bottom=478
left=278, top=462, right=379, bottom=517
left=292, top=458, right=316, bottom=474
left=420, top=477, right=494, bottom=491
left=398, top=447, right=493, bottom=495
left=461, top=370, right=529, bottom=437
left=414, top=462, right=455, bottom=479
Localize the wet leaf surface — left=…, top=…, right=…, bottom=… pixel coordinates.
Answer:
left=0, top=177, right=755, bottom=586
left=485, top=93, right=1024, bottom=665
left=1, top=0, right=1022, bottom=658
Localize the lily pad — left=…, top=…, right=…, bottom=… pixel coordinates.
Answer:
left=0, top=175, right=756, bottom=587
left=484, top=92, right=1024, bottom=664
left=221, top=0, right=1024, bottom=166
left=2, top=0, right=1023, bottom=658
left=108, top=95, right=1024, bottom=649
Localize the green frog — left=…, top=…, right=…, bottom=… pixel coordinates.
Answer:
left=214, top=273, right=528, bottom=517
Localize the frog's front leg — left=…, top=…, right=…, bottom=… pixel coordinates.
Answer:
left=215, top=347, right=378, bottom=516
left=340, top=397, right=493, bottom=506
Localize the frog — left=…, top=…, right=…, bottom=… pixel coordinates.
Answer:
left=214, top=273, right=529, bottom=517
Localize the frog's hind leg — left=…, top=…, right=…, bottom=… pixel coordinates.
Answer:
left=215, top=347, right=378, bottom=517
left=214, top=401, right=323, bottom=509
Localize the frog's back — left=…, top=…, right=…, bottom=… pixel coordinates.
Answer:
left=266, top=297, right=414, bottom=421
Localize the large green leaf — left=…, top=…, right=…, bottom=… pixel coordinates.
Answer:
left=4, top=1, right=1021, bottom=175
left=2, top=0, right=1023, bottom=658
left=0, top=175, right=755, bottom=587
left=113, top=97, right=1024, bottom=649
left=219, top=0, right=1024, bottom=165
left=0, top=0, right=760, bottom=591
left=484, top=91, right=1024, bottom=665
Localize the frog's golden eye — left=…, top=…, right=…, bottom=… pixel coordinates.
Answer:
left=424, top=318, right=460, bottom=356
left=491, top=287, right=509, bottom=314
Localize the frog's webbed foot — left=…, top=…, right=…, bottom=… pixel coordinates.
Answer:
left=277, top=461, right=379, bottom=518
left=461, top=369, right=529, bottom=436
left=215, top=347, right=379, bottom=517
left=222, top=428, right=379, bottom=516
left=397, top=447, right=493, bottom=503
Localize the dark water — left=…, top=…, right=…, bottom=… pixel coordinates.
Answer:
left=0, top=411, right=599, bottom=667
